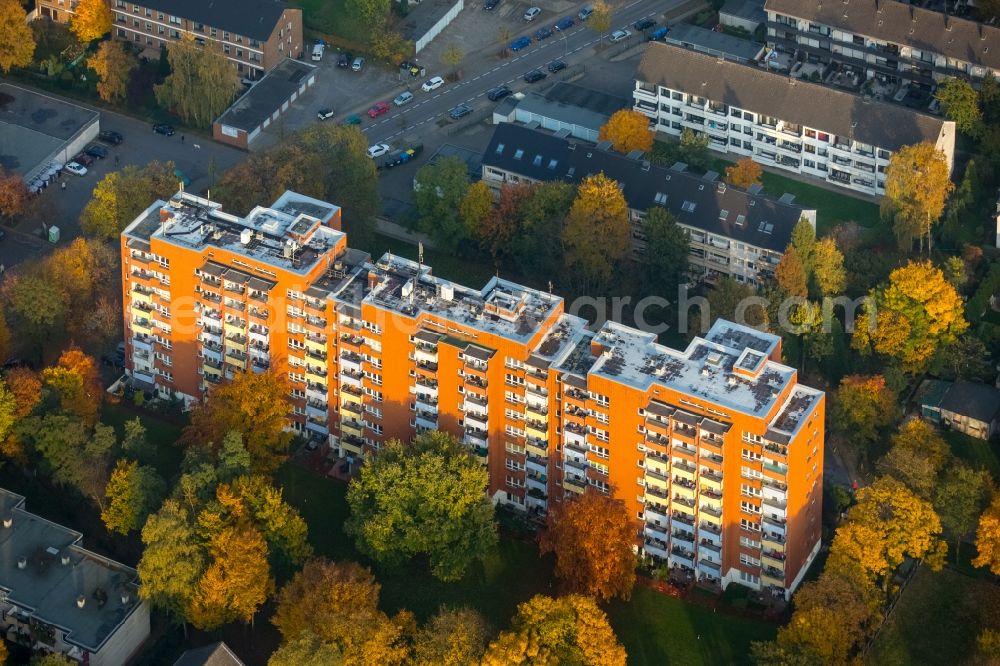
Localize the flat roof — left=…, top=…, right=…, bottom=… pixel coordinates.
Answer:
left=721, top=0, right=765, bottom=23
left=665, top=22, right=766, bottom=62
left=515, top=94, right=615, bottom=134
left=544, top=82, right=630, bottom=118
left=0, top=488, right=142, bottom=653
left=215, top=59, right=316, bottom=133
left=0, top=83, right=99, bottom=177
left=401, top=0, right=462, bottom=41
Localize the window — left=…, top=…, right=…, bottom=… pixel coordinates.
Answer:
left=654, top=192, right=667, bottom=205
left=532, top=154, right=542, bottom=167
left=719, top=209, right=728, bottom=221
left=495, top=142, right=505, bottom=154
left=513, top=149, right=524, bottom=160
left=681, top=200, right=696, bottom=213
left=739, top=553, right=761, bottom=567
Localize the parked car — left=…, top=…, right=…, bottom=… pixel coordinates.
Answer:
left=317, top=108, right=336, bottom=120
left=72, top=153, right=94, bottom=167
left=510, top=36, right=532, bottom=51
left=449, top=103, right=473, bottom=120
left=85, top=144, right=109, bottom=159
left=523, top=68, right=547, bottom=83
left=65, top=161, right=88, bottom=176
left=633, top=18, right=656, bottom=31
left=342, top=114, right=362, bottom=126
left=609, top=29, right=632, bottom=42
left=547, top=59, right=566, bottom=73
left=487, top=85, right=512, bottom=101
left=484, top=0, right=500, bottom=10
left=523, top=6, right=541, bottom=20
left=554, top=16, right=574, bottom=30
left=649, top=26, right=668, bottom=41
left=393, top=91, right=414, bottom=106
left=152, top=123, right=175, bottom=136
left=366, top=143, right=390, bottom=159
left=337, top=52, right=352, bottom=68
left=577, top=4, right=593, bottom=20
left=367, top=101, right=390, bottom=118
left=352, top=56, right=365, bottom=72
left=421, top=76, right=444, bottom=92
left=98, top=130, right=123, bottom=145
left=311, top=43, right=324, bottom=61
left=535, top=26, right=553, bottom=40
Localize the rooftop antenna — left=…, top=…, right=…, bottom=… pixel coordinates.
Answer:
left=418, top=241, right=424, bottom=273
left=548, top=280, right=553, bottom=296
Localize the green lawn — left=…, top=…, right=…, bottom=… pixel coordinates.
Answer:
left=276, top=465, right=776, bottom=664
left=100, top=403, right=186, bottom=482
left=868, top=565, right=1000, bottom=665
left=292, top=0, right=369, bottom=43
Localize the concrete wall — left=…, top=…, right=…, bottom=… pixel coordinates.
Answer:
left=89, top=601, right=150, bottom=666
left=414, top=0, right=464, bottom=53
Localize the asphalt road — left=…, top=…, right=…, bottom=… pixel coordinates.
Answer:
left=361, top=0, right=680, bottom=146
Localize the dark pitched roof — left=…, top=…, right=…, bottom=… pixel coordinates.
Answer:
left=636, top=42, right=950, bottom=151
left=940, top=380, right=1000, bottom=424
left=482, top=122, right=810, bottom=253
left=135, top=0, right=296, bottom=40
left=665, top=22, right=766, bottom=62
left=764, top=0, right=1000, bottom=71
left=173, top=642, right=246, bottom=666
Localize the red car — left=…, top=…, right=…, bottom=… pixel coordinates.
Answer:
left=367, top=102, right=390, bottom=118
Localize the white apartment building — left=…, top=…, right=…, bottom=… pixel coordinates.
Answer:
left=634, top=43, right=956, bottom=198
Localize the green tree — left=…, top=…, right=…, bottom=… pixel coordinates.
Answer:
left=230, top=475, right=313, bottom=574
left=935, top=77, right=982, bottom=135
left=510, top=181, right=572, bottom=277
left=692, top=277, right=766, bottom=333
left=155, top=35, right=239, bottom=127
left=639, top=207, right=688, bottom=298
left=70, top=0, right=111, bottom=42
left=830, top=375, right=897, bottom=451
left=217, top=430, right=252, bottom=481
left=20, top=415, right=113, bottom=508
left=0, top=380, right=17, bottom=446
left=790, top=217, right=816, bottom=271
left=935, top=462, right=991, bottom=563
left=346, top=0, right=388, bottom=25
left=678, top=128, right=710, bottom=170
left=881, top=142, right=954, bottom=253
left=562, top=172, right=630, bottom=292
left=413, top=607, right=489, bottom=666
left=0, top=0, right=34, bottom=73
left=878, top=419, right=950, bottom=500
left=345, top=431, right=497, bottom=581
left=269, top=632, right=344, bottom=666
left=79, top=161, right=178, bottom=238
left=122, top=417, right=155, bottom=463
left=102, top=459, right=166, bottom=535
left=8, top=274, right=68, bottom=331
left=930, top=335, right=993, bottom=381
left=414, top=156, right=471, bottom=253
left=138, top=499, right=207, bottom=620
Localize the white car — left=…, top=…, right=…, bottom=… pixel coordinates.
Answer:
left=523, top=6, right=541, bottom=21
left=65, top=161, right=88, bottom=176
left=366, top=143, right=390, bottom=159
left=421, top=76, right=444, bottom=92
left=609, top=29, right=632, bottom=43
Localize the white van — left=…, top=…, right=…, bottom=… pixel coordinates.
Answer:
left=311, top=43, right=324, bottom=61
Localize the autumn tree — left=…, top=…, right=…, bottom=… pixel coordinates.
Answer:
left=724, top=157, right=762, bottom=189
left=852, top=260, right=968, bottom=373
left=182, top=370, right=292, bottom=474
left=189, top=524, right=273, bottom=629
left=639, top=207, right=689, bottom=299
left=7, top=274, right=68, bottom=334
left=138, top=500, right=207, bottom=620
left=0, top=0, right=35, bottom=73
left=482, top=594, right=627, bottom=666
left=936, top=463, right=991, bottom=563
left=0, top=381, right=16, bottom=448
left=0, top=167, right=28, bottom=220
left=43, top=348, right=102, bottom=426
left=80, top=161, right=177, bottom=238
left=414, top=156, right=471, bottom=253
left=689, top=276, right=768, bottom=334
left=935, top=77, right=982, bottom=135
left=269, top=632, right=344, bottom=666
left=478, top=182, right=533, bottom=264
left=155, top=35, right=239, bottom=127
left=830, top=375, right=897, bottom=449
left=974, top=494, right=1000, bottom=575
left=598, top=109, right=654, bottom=154
left=5, top=368, right=40, bottom=420
left=881, top=142, right=954, bottom=252
left=539, top=491, right=635, bottom=601
left=440, top=43, right=464, bottom=79
left=828, top=477, right=945, bottom=589
left=775, top=245, right=808, bottom=298
left=101, top=459, right=166, bottom=535
left=347, top=0, right=389, bottom=26
left=878, top=419, right=950, bottom=500
left=588, top=0, right=612, bottom=37
left=678, top=127, right=710, bottom=170
left=562, top=172, right=630, bottom=291
left=345, top=431, right=497, bottom=582
left=70, top=0, right=111, bottom=42
left=227, top=475, right=313, bottom=574
left=413, top=607, right=489, bottom=666
left=17, top=415, right=114, bottom=508
left=459, top=180, right=493, bottom=244
left=87, top=41, right=137, bottom=103
left=812, top=237, right=846, bottom=296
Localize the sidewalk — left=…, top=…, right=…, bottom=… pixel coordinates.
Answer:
left=375, top=217, right=437, bottom=249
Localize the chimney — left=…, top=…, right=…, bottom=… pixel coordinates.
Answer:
left=16, top=557, right=26, bottom=569
left=76, top=596, right=86, bottom=609
left=60, top=552, right=71, bottom=566
left=2, top=515, right=12, bottom=529
left=121, top=591, right=130, bottom=605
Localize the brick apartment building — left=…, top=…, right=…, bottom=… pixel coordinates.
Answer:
left=37, top=0, right=302, bottom=79
left=120, top=189, right=824, bottom=599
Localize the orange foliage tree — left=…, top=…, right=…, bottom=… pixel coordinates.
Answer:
left=724, top=158, right=763, bottom=189
left=830, top=374, right=897, bottom=448
left=182, top=370, right=292, bottom=474
left=539, top=490, right=636, bottom=601
left=42, top=347, right=102, bottom=426
left=598, top=109, right=654, bottom=154
left=774, top=245, right=808, bottom=298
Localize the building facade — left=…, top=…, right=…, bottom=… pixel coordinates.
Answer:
left=120, top=189, right=825, bottom=598
left=634, top=43, right=955, bottom=197
left=764, top=0, right=1000, bottom=87
left=35, top=0, right=303, bottom=79
left=481, top=122, right=815, bottom=286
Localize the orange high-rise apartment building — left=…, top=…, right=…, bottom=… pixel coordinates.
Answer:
left=121, top=189, right=824, bottom=598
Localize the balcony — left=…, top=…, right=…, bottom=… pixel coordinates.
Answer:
left=644, top=538, right=669, bottom=559
left=671, top=511, right=694, bottom=527
left=673, top=475, right=696, bottom=490
left=564, top=476, right=586, bottom=494
left=699, top=503, right=722, bottom=518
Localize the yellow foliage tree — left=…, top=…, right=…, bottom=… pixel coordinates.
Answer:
left=70, top=0, right=112, bottom=42
left=598, top=109, right=654, bottom=154
left=724, top=157, right=763, bottom=189
left=0, top=0, right=34, bottom=74
left=42, top=347, right=102, bottom=426
left=881, top=142, right=954, bottom=252
left=562, top=172, right=630, bottom=291
left=188, top=524, right=273, bottom=629
left=88, top=41, right=137, bottom=103
left=973, top=494, right=1000, bottom=575
left=481, top=594, right=626, bottom=666
left=538, top=491, right=636, bottom=601
left=852, top=260, right=968, bottom=373
left=812, top=237, right=846, bottom=296
left=155, top=34, right=239, bottom=127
